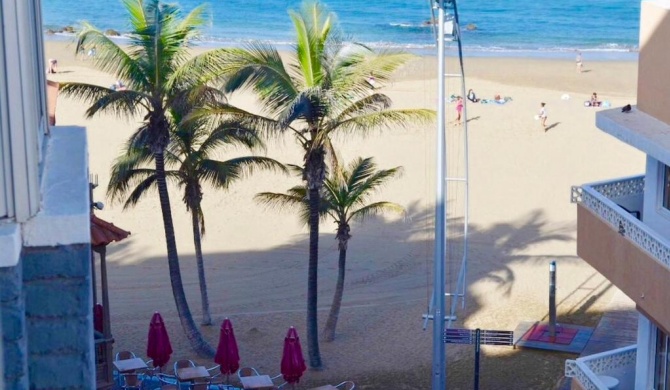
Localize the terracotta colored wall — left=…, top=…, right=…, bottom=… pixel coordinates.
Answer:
left=638, top=1, right=670, bottom=125
left=576, top=204, right=670, bottom=330
left=571, top=379, right=586, bottom=390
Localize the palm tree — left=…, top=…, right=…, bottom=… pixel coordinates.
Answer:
left=108, top=114, right=286, bottom=326
left=219, top=2, right=433, bottom=367
left=256, top=157, right=404, bottom=341
left=59, top=0, right=244, bottom=355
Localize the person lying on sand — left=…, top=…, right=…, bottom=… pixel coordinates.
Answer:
left=467, top=89, right=480, bottom=103
left=585, top=92, right=601, bottom=107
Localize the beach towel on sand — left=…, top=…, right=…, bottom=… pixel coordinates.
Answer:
left=481, top=97, right=513, bottom=105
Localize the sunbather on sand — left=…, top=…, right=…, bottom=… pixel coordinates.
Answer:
left=467, top=89, right=479, bottom=103
left=584, top=92, right=601, bottom=107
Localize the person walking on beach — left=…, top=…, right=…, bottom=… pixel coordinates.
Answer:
left=576, top=51, right=583, bottom=73
left=539, top=102, right=548, bottom=130
left=455, top=96, right=464, bottom=125
left=47, top=58, right=57, bottom=74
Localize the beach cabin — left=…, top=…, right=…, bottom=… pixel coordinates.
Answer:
left=565, top=1, right=670, bottom=389
left=0, top=0, right=96, bottom=388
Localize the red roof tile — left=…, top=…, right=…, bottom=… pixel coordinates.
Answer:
left=91, top=214, right=131, bottom=246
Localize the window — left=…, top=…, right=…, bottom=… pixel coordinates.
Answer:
left=0, top=2, right=9, bottom=219
left=663, top=165, right=670, bottom=211
left=0, top=0, right=48, bottom=221
left=655, top=328, right=670, bottom=390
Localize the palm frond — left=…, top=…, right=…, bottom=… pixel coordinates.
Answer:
left=276, top=88, right=327, bottom=129
left=187, top=104, right=285, bottom=141
left=107, top=164, right=158, bottom=204
left=344, top=156, right=375, bottom=190
left=60, top=83, right=150, bottom=119
left=76, top=30, right=150, bottom=91
left=254, top=190, right=311, bottom=225
left=169, top=85, right=227, bottom=119
left=291, top=2, right=334, bottom=87
left=332, top=50, right=414, bottom=93
left=198, top=157, right=287, bottom=189
left=349, top=166, right=403, bottom=207
left=107, top=144, right=157, bottom=202
left=122, top=0, right=148, bottom=33
left=221, top=43, right=298, bottom=116
left=333, top=108, right=435, bottom=136
left=120, top=174, right=159, bottom=209
left=198, top=126, right=265, bottom=155
left=349, top=201, right=405, bottom=223
left=334, top=93, right=392, bottom=121
left=169, top=48, right=245, bottom=91
left=286, top=164, right=305, bottom=176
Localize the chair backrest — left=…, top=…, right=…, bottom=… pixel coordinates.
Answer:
left=190, top=378, right=210, bottom=390
left=336, top=381, right=355, bottom=390
left=238, top=367, right=260, bottom=378
left=173, top=359, right=195, bottom=374
left=120, top=373, right=141, bottom=389
left=156, top=374, right=178, bottom=390
left=115, top=350, right=137, bottom=361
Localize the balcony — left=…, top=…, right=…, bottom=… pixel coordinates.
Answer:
left=565, top=345, right=636, bottom=390
left=573, top=175, right=670, bottom=331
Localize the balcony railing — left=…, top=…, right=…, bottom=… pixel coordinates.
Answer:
left=572, top=175, right=670, bottom=268
left=565, top=345, right=637, bottom=390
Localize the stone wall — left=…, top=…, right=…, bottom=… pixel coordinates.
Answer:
left=0, top=260, right=29, bottom=389
left=0, top=243, right=94, bottom=389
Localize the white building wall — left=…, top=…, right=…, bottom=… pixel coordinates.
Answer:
left=635, top=314, right=654, bottom=389
left=643, top=156, right=670, bottom=234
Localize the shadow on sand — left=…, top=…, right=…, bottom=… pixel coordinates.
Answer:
left=91, top=198, right=635, bottom=389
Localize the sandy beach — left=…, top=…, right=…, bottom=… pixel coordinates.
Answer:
left=45, top=39, right=642, bottom=389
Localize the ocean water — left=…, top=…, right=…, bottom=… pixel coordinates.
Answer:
left=41, top=0, right=641, bottom=58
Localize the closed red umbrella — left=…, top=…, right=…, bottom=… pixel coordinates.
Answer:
left=93, top=303, right=104, bottom=333
left=281, top=327, right=306, bottom=385
left=214, top=318, right=240, bottom=381
left=146, top=312, right=173, bottom=369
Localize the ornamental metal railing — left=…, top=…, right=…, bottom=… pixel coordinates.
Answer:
left=565, top=344, right=637, bottom=390
left=571, top=175, right=670, bottom=268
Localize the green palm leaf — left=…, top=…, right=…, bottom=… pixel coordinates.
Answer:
left=212, top=0, right=433, bottom=365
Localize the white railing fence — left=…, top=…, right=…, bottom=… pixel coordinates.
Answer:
left=565, top=345, right=637, bottom=390
left=572, top=176, right=670, bottom=267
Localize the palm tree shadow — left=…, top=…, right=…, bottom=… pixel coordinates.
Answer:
left=545, top=122, right=561, bottom=132
left=104, top=203, right=595, bottom=389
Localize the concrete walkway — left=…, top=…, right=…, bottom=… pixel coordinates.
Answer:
left=556, top=288, right=637, bottom=390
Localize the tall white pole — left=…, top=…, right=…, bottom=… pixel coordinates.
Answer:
left=432, top=1, right=447, bottom=389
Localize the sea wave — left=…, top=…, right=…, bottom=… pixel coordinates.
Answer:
left=389, top=22, right=432, bottom=28
left=42, top=30, right=638, bottom=60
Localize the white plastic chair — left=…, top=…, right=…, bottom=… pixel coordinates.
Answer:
left=335, top=381, right=355, bottom=390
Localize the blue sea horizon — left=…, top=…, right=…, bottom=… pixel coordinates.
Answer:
left=41, top=0, right=641, bottom=61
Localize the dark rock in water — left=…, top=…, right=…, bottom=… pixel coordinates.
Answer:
left=45, top=29, right=56, bottom=36
left=62, top=26, right=75, bottom=33
left=105, top=29, right=120, bottom=36
left=466, top=23, right=477, bottom=31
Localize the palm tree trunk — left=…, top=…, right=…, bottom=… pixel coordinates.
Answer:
left=307, top=186, right=322, bottom=369
left=322, top=245, right=346, bottom=342
left=154, top=152, right=215, bottom=356
left=191, top=209, right=212, bottom=326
